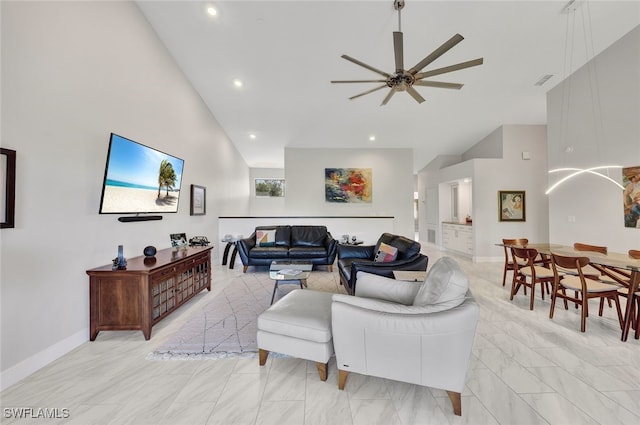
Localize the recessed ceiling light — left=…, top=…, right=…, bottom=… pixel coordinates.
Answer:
left=249, top=134, right=256, bottom=140
left=233, top=79, right=243, bottom=88
left=369, top=135, right=376, bottom=141
left=207, top=6, right=217, bottom=16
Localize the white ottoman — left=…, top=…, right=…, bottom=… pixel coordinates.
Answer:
left=257, top=289, right=334, bottom=381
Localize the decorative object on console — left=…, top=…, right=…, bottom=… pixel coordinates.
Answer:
left=498, top=190, right=525, bottom=222
left=325, top=168, right=372, bottom=203
left=170, top=233, right=187, bottom=248
left=189, top=236, right=210, bottom=247
left=0, top=148, right=16, bottom=229
left=143, top=245, right=157, bottom=257
left=112, top=245, right=127, bottom=270
left=190, top=184, right=206, bottom=216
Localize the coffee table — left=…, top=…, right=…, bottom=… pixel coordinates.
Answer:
left=269, top=261, right=313, bottom=304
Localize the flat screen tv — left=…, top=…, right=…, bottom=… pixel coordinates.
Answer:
left=99, top=133, right=185, bottom=215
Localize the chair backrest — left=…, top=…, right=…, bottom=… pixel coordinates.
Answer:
left=511, top=247, right=537, bottom=270
left=502, top=238, right=528, bottom=262
left=551, top=253, right=590, bottom=281
left=629, top=249, right=640, bottom=259
left=574, top=242, right=607, bottom=255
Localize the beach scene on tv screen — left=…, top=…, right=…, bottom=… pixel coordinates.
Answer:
left=100, top=135, right=184, bottom=213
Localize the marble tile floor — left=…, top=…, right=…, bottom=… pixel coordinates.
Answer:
left=2, top=247, right=640, bottom=425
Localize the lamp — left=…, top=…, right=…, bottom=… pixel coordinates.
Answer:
left=546, top=0, right=623, bottom=194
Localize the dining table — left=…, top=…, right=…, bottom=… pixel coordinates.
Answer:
left=499, top=242, right=640, bottom=341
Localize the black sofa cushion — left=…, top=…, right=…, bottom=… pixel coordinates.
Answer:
left=291, top=226, right=327, bottom=247
left=248, top=247, right=289, bottom=259
left=289, top=246, right=329, bottom=258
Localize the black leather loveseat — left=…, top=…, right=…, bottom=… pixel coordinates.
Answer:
left=337, top=233, right=429, bottom=294
left=236, top=225, right=338, bottom=272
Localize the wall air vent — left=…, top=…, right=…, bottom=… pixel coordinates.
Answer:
left=534, top=74, right=554, bottom=86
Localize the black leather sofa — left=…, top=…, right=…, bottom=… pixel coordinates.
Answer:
left=236, top=225, right=338, bottom=272
left=337, top=233, right=429, bottom=295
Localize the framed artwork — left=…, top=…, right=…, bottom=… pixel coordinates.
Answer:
left=325, top=168, right=372, bottom=203
left=170, top=233, right=187, bottom=248
left=255, top=178, right=285, bottom=197
left=1, top=148, right=16, bottom=229
left=623, top=166, right=640, bottom=228
left=190, top=184, right=206, bottom=216
left=499, top=190, right=525, bottom=222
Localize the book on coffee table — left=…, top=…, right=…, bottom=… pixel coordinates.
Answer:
left=277, top=269, right=302, bottom=276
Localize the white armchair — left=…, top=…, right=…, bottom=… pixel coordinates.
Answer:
left=331, top=257, right=479, bottom=416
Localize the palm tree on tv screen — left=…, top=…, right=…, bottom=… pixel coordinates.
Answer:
left=157, top=159, right=177, bottom=198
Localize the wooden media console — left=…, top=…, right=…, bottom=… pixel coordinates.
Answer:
left=86, top=246, right=212, bottom=340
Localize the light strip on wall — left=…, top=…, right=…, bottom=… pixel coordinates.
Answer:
left=546, top=166, right=624, bottom=194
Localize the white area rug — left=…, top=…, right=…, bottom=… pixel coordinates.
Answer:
left=148, top=269, right=344, bottom=359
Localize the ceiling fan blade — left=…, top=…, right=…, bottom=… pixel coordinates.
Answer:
left=414, top=58, right=484, bottom=79
left=408, top=33, right=464, bottom=75
left=348, top=84, right=387, bottom=100
left=406, top=86, right=426, bottom=104
left=331, top=80, right=387, bottom=84
left=341, top=55, right=390, bottom=78
left=381, top=89, right=396, bottom=106
left=393, top=31, right=404, bottom=73
left=414, top=80, right=464, bottom=90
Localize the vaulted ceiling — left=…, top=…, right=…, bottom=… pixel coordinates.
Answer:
left=136, top=1, right=640, bottom=172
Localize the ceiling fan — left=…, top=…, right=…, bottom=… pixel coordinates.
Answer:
left=331, top=0, right=483, bottom=106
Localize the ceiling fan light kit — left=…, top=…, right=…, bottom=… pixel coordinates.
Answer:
left=331, top=0, right=483, bottom=106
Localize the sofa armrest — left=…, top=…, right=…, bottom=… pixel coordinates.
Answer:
left=236, top=233, right=256, bottom=264
left=325, top=232, right=339, bottom=259
left=354, top=271, right=419, bottom=305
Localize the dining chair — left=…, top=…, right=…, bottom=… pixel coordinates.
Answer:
left=549, top=253, right=623, bottom=332
left=510, top=247, right=555, bottom=310
left=501, top=238, right=529, bottom=286
left=569, top=243, right=608, bottom=277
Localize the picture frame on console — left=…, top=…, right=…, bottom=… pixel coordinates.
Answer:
left=190, top=184, right=206, bottom=216
left=498, top=190, right=525, bottom=222
left=1, top=148, right=16, bottom=229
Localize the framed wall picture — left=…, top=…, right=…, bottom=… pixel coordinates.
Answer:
left=190, top=184, right=206, bottom=216
left=499, top=190, right=525, bottom=222
left=1, top=148, right=16, bottom=229
left=255, top=178, right=285, bottom=197
left=325, top=168, right=372, bottom=203
left=623, top=166, right=640, bottom=228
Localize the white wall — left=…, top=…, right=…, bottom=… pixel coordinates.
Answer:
left=418, top=125, right=548, bottom=261
left=284, top=148, right=415, bottom=238
left=547, top=26, right=640, bottom=251
left=0, top=1, right=249, bottom=388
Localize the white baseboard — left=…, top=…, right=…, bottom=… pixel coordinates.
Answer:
left=1, top=328, right=88, bottom=391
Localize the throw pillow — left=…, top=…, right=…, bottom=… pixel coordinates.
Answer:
left=256, top=229, right=276, bottom=247
left=413, top=257, right=469, bottom=312
left=374, top=242, right=398, bottom=262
